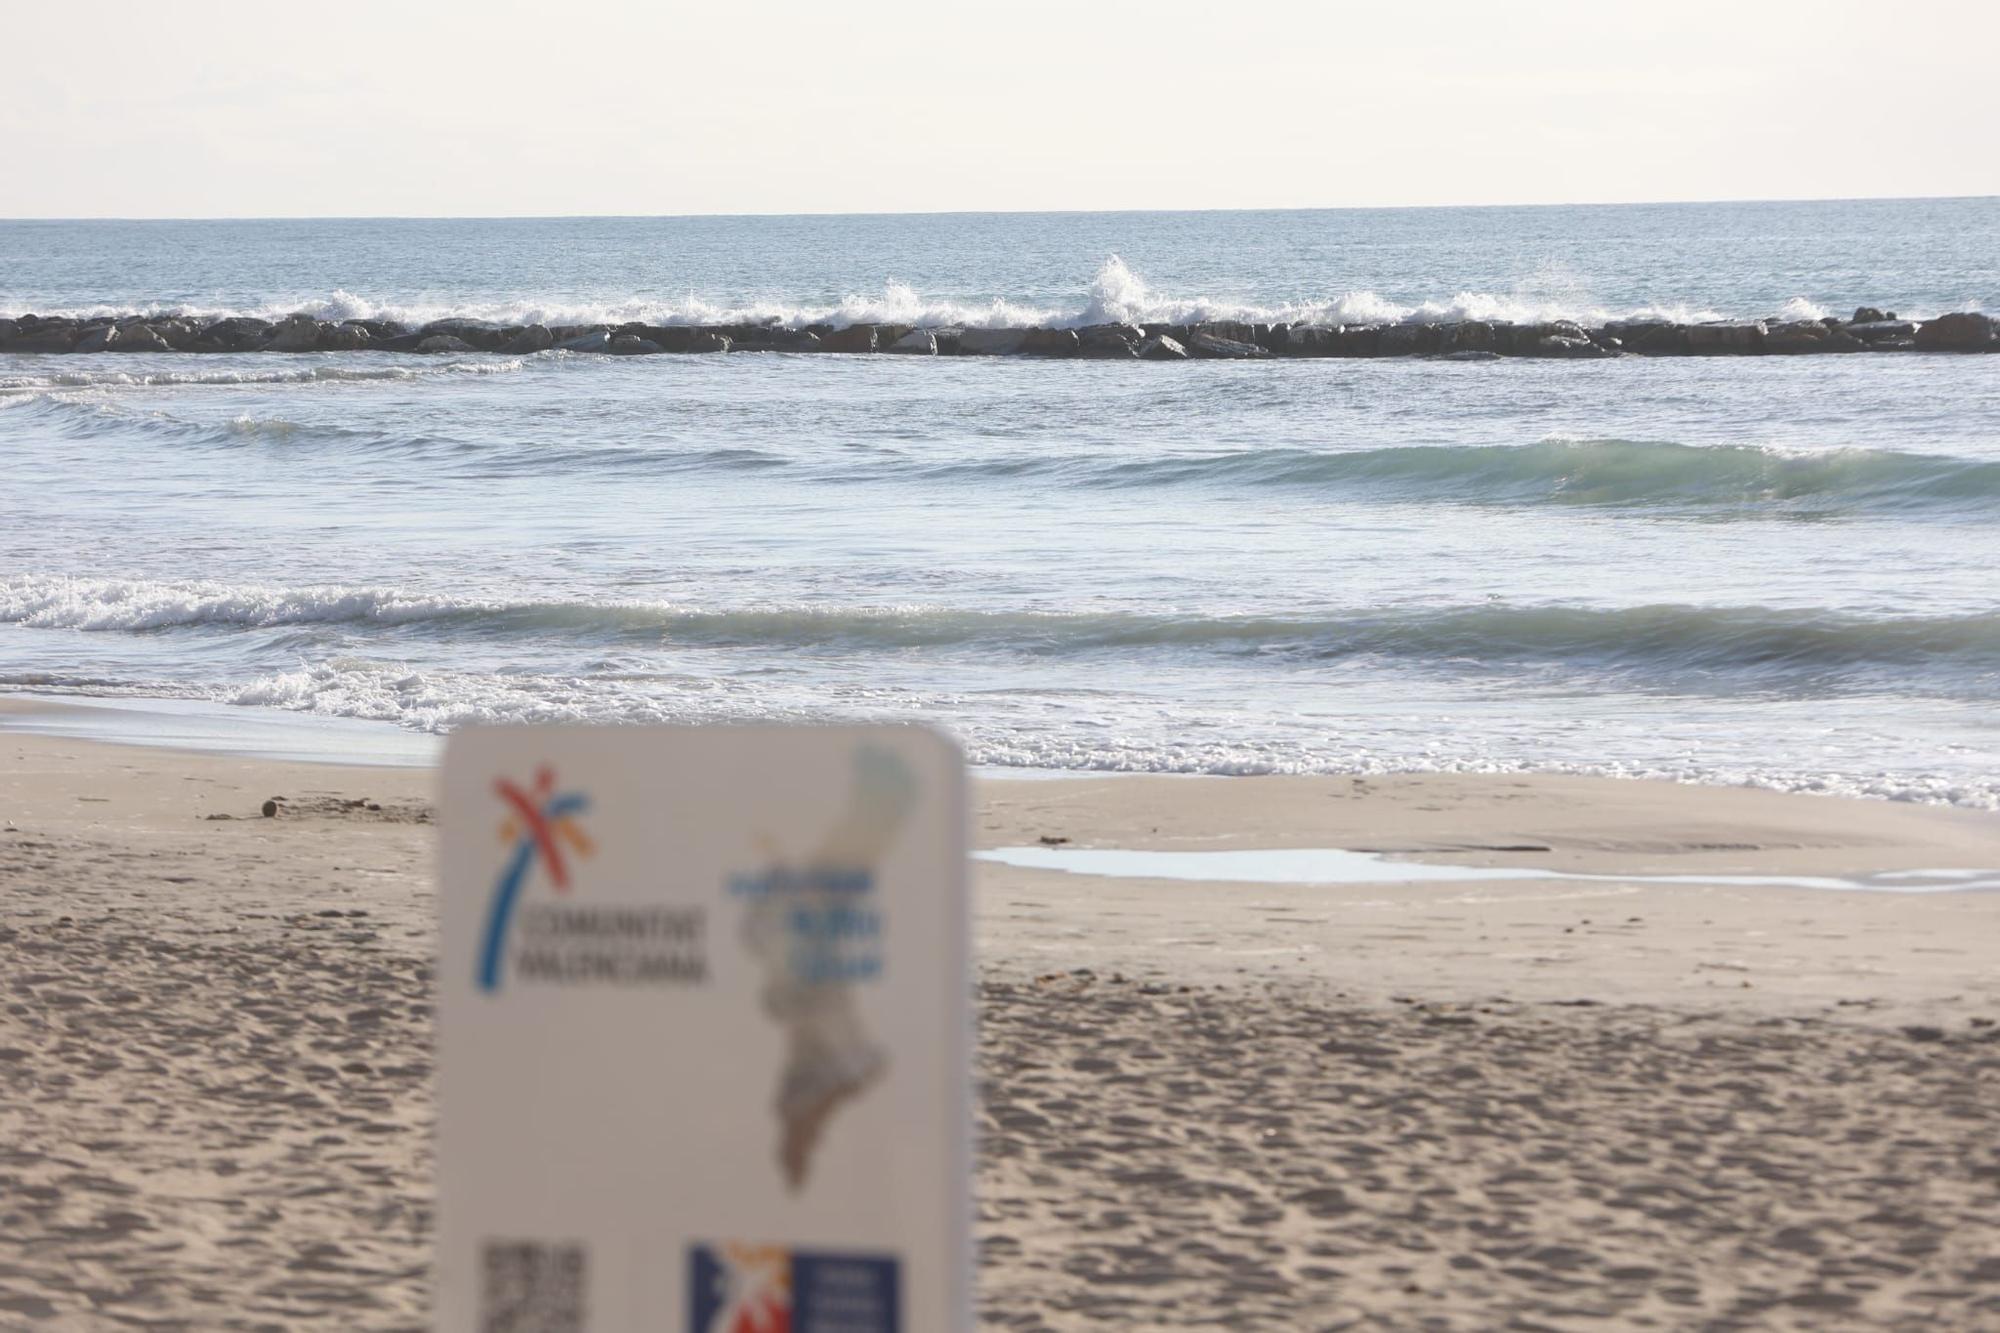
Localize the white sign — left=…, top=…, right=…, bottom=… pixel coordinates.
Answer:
left=437, top=725, right=969, bottom=1332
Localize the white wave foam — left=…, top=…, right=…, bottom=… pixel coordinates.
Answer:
left=0, top=286, right=1072, bottom=335
left=0, top=576, right=488, bottom=632
left=7, top=653, right=1996, bottom=808
left=28, top=257, right=1965, bottom=333
left=0, top=359, right=525, bottom=401
left=118, top=661, right=1986, bottom=809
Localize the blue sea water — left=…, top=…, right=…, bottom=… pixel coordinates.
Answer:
left=3, top=200, right=1998, bottom=803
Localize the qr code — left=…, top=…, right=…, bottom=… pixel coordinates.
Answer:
left=480, top=1240, right=587, bottom=1333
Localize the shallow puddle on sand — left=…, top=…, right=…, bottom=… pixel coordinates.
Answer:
left=974, top=846, right=2000, bottom=894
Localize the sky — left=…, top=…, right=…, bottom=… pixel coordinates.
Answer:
left=5, top=2, right=1996, bottom=218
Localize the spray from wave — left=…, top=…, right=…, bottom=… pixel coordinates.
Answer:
left=25, top=256, right=1943, bottom=332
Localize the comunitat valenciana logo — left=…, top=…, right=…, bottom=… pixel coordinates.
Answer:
left=475, top=765, right=707, bottom=994
left=476, top=766, right=593, bottom=993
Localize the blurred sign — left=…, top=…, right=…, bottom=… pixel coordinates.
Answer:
left=438, top=725, right=969, bottom=1332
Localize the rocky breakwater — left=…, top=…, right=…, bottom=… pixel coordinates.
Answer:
left=3, top=308, right=1995, bottom=361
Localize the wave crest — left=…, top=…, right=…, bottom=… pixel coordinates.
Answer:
left=6, top=576, right=1998, bottom=679
left=33, top=256, right=1959, bottom=332
left=1080, top=439, right=2000, bottom=512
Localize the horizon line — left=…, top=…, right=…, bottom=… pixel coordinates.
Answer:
left=3, top=192, right=1995, bottom=225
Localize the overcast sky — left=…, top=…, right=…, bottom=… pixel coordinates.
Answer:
left=5, top=2, right=1995, bottom=218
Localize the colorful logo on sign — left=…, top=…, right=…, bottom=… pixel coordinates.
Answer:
left=476, top=765, right=592, bottom=992
left=690, top=1243, right=899, bottom=1333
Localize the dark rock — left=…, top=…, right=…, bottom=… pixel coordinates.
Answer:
left=1376, top=323, right=1443, bottom=357
left=1196, top=320, right=1260, bottom=346
left=617, top=326, right=696, bottom=353
left=1186, top=329, right=1270, bottom=359
left=1325, top=325, right=1382, bottom=357
left=319, top=323, right=372, bottom=351
left=1845, top=319, right=1916, bottom=341
left=1440, top=321, right=1499, bottom=355
left=418, top=319, right=508, bottom=352
left=0, top=318, right=15, bottom=343
left=147, top=318, right=200, bottom=350
left=958, top=328, right=1026, bottom=356
left=820, top=325, right=878, bottom=354
left=202, top=317, right=275, bottom=351
left=500, top=324, right=553, bottom=354
left=6, top=316, right=89, bottom=348
left=18, top=301, right=1957, bottom=364
left=1276, top=325, right=1335, bottom=356
left=1499, top=320, right=1588, bottom=355
left=713, top=320, right=784, bottom=343
left=1136, top=334, right=1188, bottom=360
left=265, top=315, right=323, bottom=353
left=1602, top=321, right=1689, bottom=356
left=1914, top=311, right=1997, bottom=352
left=1018, top=328, right=1079, bottom=358
left=740, top=327, right=823, bottom=353
left=1685, top=321, right=1766, bottom=354
left=1512, top=322, right=1624, bottom=358
left=1078, top=324, right=1144, bottom=359
left=108, top=324, right=174, bottom=353
left=1764, top=320, right=1863, bottom=354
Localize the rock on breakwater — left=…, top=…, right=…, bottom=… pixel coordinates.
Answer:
left=2, top=307, right=1995, bottom=361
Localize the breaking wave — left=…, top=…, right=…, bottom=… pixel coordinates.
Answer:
left=7, top=576, right=1998, bottom=679
left=4, top=659, right=1991, bottom=807
left=1073, top=439, right=2000, bottom=512
left=12, top=375, right=1998, bottom=516
left=22, top=257, right=1968, bottom=332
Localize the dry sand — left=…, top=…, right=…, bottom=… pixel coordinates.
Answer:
left=0, top=721, right=1996, bottom=1329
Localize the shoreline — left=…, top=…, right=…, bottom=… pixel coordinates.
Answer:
left=5, top=307, right=1996, bottom=360
left=2, top=729, right=1996, bottom=1325
left=7, top=689, right=1998, bottom=815
left=4, top=717, right=1997, bottom=1024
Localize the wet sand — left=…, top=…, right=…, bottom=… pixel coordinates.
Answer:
left=0, top=725, right=1996, bottom=1328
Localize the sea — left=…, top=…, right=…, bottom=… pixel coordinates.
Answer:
left=3, top=199, right=1998, bottom=804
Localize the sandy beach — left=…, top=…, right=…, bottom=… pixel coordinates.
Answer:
left=1, top=717, right=1997, bottom=1329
